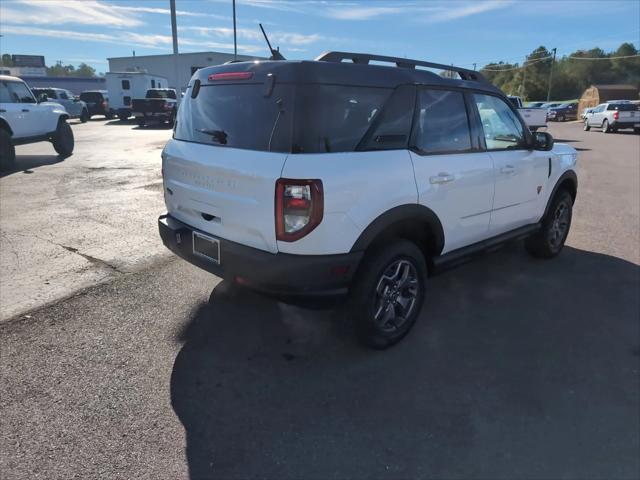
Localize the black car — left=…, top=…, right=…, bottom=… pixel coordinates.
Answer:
left=79, top=90, right=114, bottom=119
left=547, top=103, right=578, bottom=122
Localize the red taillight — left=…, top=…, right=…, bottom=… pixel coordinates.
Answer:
left=102, top=101, right=107, bottom=107
left=275, top=179, right=323, bottom=242
left=208, top=72, right=253, bottom=81
left=613, top=111, right=619, bottom=120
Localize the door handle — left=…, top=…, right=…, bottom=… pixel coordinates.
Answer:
left=500, top=165, right=515, bottom=175
left=429, top=173, right=455, bottom=185
left=21, top=109, right=30, bottom=112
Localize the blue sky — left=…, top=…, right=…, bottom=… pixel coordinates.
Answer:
left=0, top=0, right=638, bottom=74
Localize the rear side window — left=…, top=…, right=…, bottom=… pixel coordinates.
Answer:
left=412, top=89, right=472, bottom=154
left=292, top=85, right=390, bottom=153
left=80, top=92, right=103, bottom=102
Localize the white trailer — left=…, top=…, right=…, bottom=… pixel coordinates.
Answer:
left=105, top=72, right=168, bottom=120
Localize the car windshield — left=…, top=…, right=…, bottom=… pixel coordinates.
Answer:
left=33, top=88, right=56, bottom=98
left=607, top=103, right=637, bottom=111
left=175, top=82, right=392, bottom=153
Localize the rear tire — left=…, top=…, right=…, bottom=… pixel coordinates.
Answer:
left=137, top=118, right=146, bottom=127
left=557, top=114, right=565, bottom=122
left=51, top=120, right=74, bottom=157
left=80, top=109, right=89, bottom=123
left=634, top=128, right=640, bottom=134
left=525, top=190, right=573, bottom=259
left=602, top=119, right=610, bottom=133
left=0, top=129, right=16, bottom=171
left=105, top=111, right=114, bottom=120
left=349, top=240, right=427, bottom=349
left=118, top=113, right=129, bottom=121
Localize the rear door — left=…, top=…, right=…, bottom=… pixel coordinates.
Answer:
left=409, top=88, right=495, bottom=253
left=472, top=93, right=548, bottom=233
left=590, top=104, right=606, bottom=126
left=164, top=78, right=294, bottom=253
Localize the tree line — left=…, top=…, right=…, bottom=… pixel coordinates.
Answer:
left=480, top=43, right=639, bottom=101
left=1, top=54, right=97, bottom=78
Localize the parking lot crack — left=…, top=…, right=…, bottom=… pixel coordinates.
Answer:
left=59, top=245, right=125, bottom=274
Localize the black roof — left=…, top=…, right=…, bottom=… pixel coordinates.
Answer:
left=193, top=52, right=502, bottom=94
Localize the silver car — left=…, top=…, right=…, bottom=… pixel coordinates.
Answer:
left=584, top=102, right=640, bottom=133
left=31, top=87, right=89, bottom=123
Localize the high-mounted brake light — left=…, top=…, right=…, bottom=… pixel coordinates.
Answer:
left=208, top=72, right=253, bottom=81
left=275, top=179, right=323, bottom=242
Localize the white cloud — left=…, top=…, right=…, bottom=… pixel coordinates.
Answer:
left=181, top=26, right=322, bottom=45
left=111, top=5, right=229, bottom=20
left=1, top=0, right=142, bottom=27
left=424, top=0, right=513, bottom=23
left=326, top=6, right=407, bottom=20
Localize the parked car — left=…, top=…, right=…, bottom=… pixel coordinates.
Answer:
left=105, top=72, right=168, bottom=121
left=527, top=101, right=546, bottom=108
left=507, top=96, right=547, bottom=131
left=79, top=90, right=114, bottom=119
left=584, top=102, right=640, bottom=133
left=158, top=52, right=578, bottom=348
left=31, top=87, right=89, bottom=122
left=540, top=102, right=561, bottom=109
left=0, top=75, right=74, bottom=170
left=547, top=102, right=578, bottom=122
left=581, top=107, right=594, bottom=121
left=131, top=88, right=177, bottom=127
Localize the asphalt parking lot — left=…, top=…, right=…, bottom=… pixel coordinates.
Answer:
left=1, top=120, right=639, bottom=479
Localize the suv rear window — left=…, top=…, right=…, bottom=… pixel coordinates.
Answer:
left=174, top=83, right=393, bottom=153
left=80, top=92, right=104, bottom=102
left=147, top=89, right=176, bottom=99
left=607, top=103, right=637, bottom=111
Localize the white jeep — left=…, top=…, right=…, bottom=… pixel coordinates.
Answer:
left=159, top=52, right=578, bottom=348
left=0, top=75, right=74, bottom=170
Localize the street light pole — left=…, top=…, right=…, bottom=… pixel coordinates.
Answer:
left=546, top=47, right=557, bottom=102
left=232, top=0, right=237, bottom=60
left=169, top=0, right=180, bottom=99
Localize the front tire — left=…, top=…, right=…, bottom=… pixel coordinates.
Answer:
left=118, top=113, right=129, bottom=121
left=583, top=120, right=590, bottom=131
left=350, top=240, right=427, bottom=349
left=0, top=129, right=16, bottom=171
left=80, top=109, right=89, bottom=123
left=557, top=114, right=565, bottom=122
left=51, top=120, right=74, bottom=157
left=525, top=190, right=573, bottom=258
left=602, top=119, right=610, bottom=133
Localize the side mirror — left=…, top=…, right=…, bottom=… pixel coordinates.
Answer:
left=533, top=131, right=554, bottom=151
left=73, top=96, right=80, bottom=102
left=38, top=93, right=49, bottom=103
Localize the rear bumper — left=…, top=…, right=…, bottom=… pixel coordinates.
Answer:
left=158, top=214, right=363, bottom=304
left=611, top=121, right=640, bottom=128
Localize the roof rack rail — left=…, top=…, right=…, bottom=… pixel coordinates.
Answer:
left=315, top=51, right=487, bottom=83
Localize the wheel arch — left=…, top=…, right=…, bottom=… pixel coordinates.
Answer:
left=544, top=170, right=577, bottom=218
left=0, top=118, right=13, bottom=136
left=350, top=204, right=445, bottom=260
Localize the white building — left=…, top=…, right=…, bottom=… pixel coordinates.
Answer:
left=107, top=51, right=265, bottom=94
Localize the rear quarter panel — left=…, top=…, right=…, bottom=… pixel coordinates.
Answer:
left=279, top=150, right=418, bottom=255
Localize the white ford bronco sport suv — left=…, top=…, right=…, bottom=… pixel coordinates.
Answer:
left=0, top=75, right=74, bottom=170
left=159, top=52, right=578, bottom=348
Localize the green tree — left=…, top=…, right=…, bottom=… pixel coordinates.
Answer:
left=0, top=54, right=13, bottom=67
left=75, top=63, right=96, bottom=77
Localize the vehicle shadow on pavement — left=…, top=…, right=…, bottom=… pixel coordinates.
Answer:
left=170, top=244, right=639, bottom=479
left=0, top=155, right=65, bottom=178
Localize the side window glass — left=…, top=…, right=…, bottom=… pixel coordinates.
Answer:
left=0, top=82, right=12, bottom=103
left=473, top=93, right=525, bottom=150
left=412, top=89, right=471, bottom=154
left=59, top=90, right=69, bottom=100
left=122, top=80, right=130, bottom=90
left=7, top=82, right=36, bottom=103
left=358, top=85, right=415, bottom=151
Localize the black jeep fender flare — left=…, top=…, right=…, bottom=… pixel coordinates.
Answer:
left=350, top=204, right=445, bottom=257
left=543, top=170, right=578, bottom=218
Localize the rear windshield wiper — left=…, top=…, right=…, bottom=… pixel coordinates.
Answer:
left=196, top=129, right=228, bottom=145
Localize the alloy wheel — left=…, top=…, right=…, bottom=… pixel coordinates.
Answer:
left=372, top=259, right=419, bottom=333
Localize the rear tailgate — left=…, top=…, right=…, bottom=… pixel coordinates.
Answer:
left=518, top=107, right=547, bottom=127
left=163, top=139, right=287, bottom=253
left=132, top=98, right=166, bottom=113
left=617, top=109, right=639, bottom=123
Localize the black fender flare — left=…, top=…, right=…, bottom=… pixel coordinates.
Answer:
left=543, top=170, right=577, bottom=218
left=350, top=204, right=445, bottom=256
left=0, top=118, right=13, bottom=136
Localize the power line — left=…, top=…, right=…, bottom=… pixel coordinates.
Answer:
left=481, top=56, right=551, bottom=72
left=565, top=54, right=640, bottom=60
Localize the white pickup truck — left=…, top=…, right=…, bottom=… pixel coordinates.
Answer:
left=508, top=96, right=547, bottom=131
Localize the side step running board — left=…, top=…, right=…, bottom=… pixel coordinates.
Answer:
left=431, top=223, right=541, bottom=273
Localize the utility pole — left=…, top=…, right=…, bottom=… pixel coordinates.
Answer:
left=472, top=63, right=477, bottom=71
left=546, top=47, right=557, bottom=102
left=169, top=0, right=180, bottom=99
left=232, top=0, right=237, bottom=60
left=520, top=55, right=527, bottom=98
